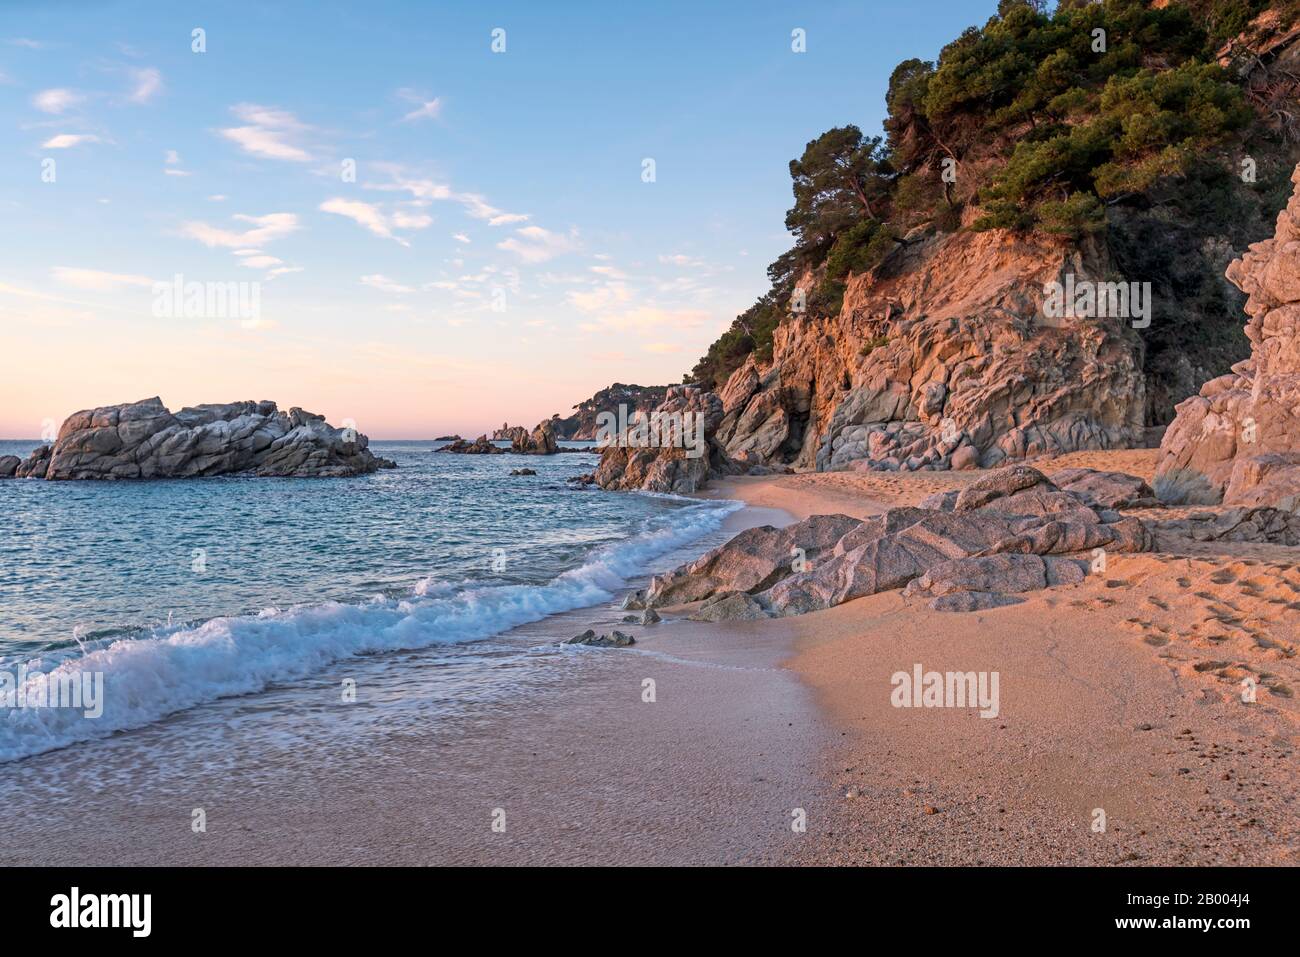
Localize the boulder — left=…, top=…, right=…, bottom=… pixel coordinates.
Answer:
left=637, top=465, right=1154, bottom=618
left=1049, top=468, right=1159, bottom=509
left=563, top=629, right=635, bottom=648
left=902, top=554, right=1088, bottom=599
left=438, top=435, right=504, bottom=454
left=513, top=418, right=558, bottom=455
left=645, top=513, right=860, bottom=607
left=0, top=455, right=20, bottom=478
left=687, top=591, right=770, bottom=622
left=15, top=445, right=52, bottom=479
left=953, top=464, right=1057, bottom=512
left=950, top=445, right=980, bottom=471
left=1146, top=506, right=1300, bottom=547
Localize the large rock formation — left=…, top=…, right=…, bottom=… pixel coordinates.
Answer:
left=1155, top=164, right=1300, bottom=512
left=6, top=397, right=393, bottom=480
left=512, top=418, right=558, bottom=455
left=644, top=465, right=1152, bottom=617
left=492, top=423, right=528, bottom=444
left=593, top=386, right=743, bottom=493
left=714, top=229, right=1147, bottom=474
left=437, top=435, right=505, bottom=454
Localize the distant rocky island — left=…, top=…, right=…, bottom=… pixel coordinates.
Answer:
left=485, top=384, right=667, bottom=444
left=1, top=397, right=394, bottom=480
left=440, top=417, right=595, bottom=455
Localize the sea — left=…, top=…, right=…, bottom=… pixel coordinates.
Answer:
left=0, top=439, right=742, bottom=765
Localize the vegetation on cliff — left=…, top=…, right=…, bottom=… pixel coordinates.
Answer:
left=688, top=0, right=1300, bottom=424
left=554, top=382, right=669, bottom=439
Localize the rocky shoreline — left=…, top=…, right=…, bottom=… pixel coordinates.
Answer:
left=0, top=397, right=394, bottom=480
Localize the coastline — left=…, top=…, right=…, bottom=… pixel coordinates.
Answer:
left=0, top=493, right=839, bottom=866
left=699, top=454, right=1300, bottom=866
left=3, top=460, right=1295, bottom=866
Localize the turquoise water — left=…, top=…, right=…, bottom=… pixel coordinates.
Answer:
left=0, top=440, right=740, bottom=762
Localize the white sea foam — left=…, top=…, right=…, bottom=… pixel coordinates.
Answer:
left=0, top=498, right=742, bottom=763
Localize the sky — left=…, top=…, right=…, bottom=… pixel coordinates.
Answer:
left=1, top=0, right=999, bottom=438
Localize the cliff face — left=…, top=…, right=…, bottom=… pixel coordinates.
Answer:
left=1155, top=163, right=1300, bottom=511
left=714, top=228, right=1147, bottom=473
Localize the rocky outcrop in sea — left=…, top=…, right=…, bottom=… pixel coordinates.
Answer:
left=1155, top=164, right=1300, bottom=512
left=2, top=397, right=394, bottom=480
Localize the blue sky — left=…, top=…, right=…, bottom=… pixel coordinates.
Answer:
left=2, top=0, right=1000, bottom=437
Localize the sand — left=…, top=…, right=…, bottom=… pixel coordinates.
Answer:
left=708, top=453, right=1299, bottom=865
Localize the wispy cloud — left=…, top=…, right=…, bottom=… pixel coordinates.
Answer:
left=42, top=133, right=100, bottom=149
left=497, top=226, right=578, bottom=264
left=319, top=197, right=429, bottom=245
left=128, top=67, right=162, bottom=103
left=578, top=306, right=711, bottom=334
left=365, top=168, right=528, bottom=227
left=181, top=212, right=301, bottom=249
left=361, top=274, right=414, bottom=294
left=658, top=253, right=707, bottom=268
left=567, top=282, right=631, bottom=312
left=396, top=88, right=442, bottom=122
left=32, top=88, right=83, bottom=114
left=51, top=267, right=154, bottom=291
left=162, top=149, right=191, bottom=175
left=235, top=252, right=283, bottom=270
left=219, top=103, right=312, bottom=161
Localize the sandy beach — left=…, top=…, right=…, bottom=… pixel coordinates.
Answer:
left=3, top=458, right=1295, bottom=866
left=705, top=451, right=1299, bottom=866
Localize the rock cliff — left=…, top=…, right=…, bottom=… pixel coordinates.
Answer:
left=4, top=397, right=393, bottom=480
left=714, top=228, right=1147, bottom=473
left=1155, top=163, right=1300, bottom=512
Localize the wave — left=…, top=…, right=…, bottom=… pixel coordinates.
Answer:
left=0, top=498, right=742, bottom=763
